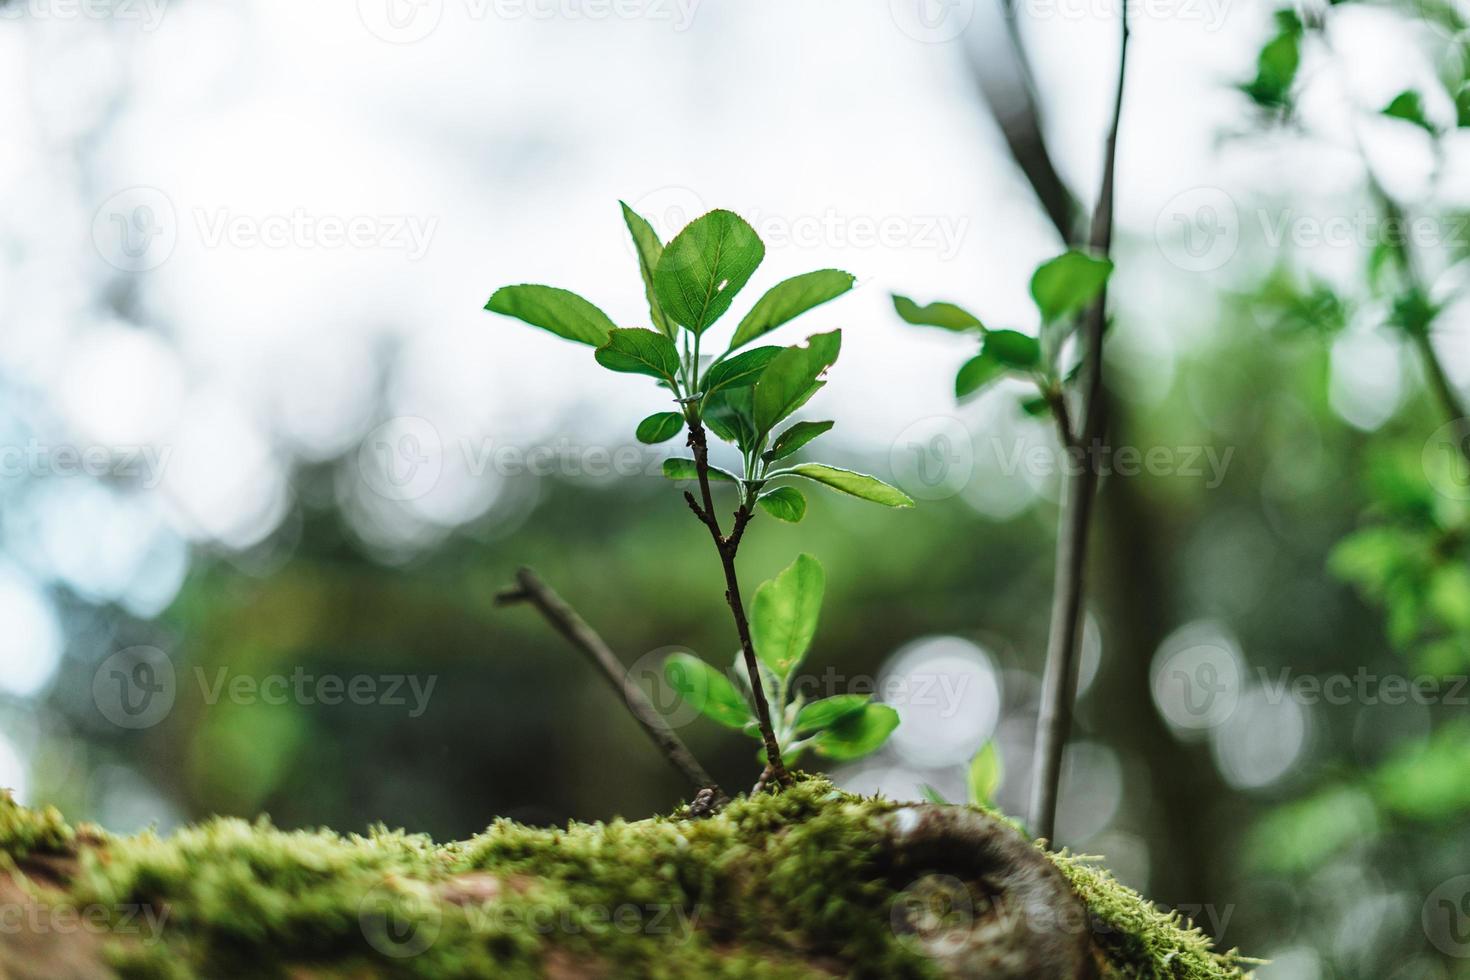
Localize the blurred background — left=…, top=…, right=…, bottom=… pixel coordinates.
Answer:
left=2, top=0, right=1470, bottom=976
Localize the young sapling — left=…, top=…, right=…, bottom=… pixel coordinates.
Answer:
left=487, top=203, right=913, bottom=790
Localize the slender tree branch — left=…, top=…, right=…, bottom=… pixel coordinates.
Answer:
left=962, top=20, right=1080, bottom=244
left=685, top=419, right=790, bottom=789
left=1314, top=20, right=1470, bottom=463
left=496, top=567, right=723, bottom=798
left=1028, top=10, right=1129, bottom=846
left=1375, top=192, right=1470, bottom=462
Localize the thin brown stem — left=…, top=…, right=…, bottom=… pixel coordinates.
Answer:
left=496, top=567, right=723, bottom=798
left=1028, top=9, right=1129, bottom=846
left=686, top=419, right=789, bottom=789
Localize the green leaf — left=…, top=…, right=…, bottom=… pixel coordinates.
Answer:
left=813, top=703, right=900, bottom=760
left=730, top=270, right=855, bottom=350
left=955, top=351, right=1005, bottom=399
left=1029, top=251, right=1113, bottom=323
left=1382, top=90, right=1436, bottom=134
left=595, top=328, right=681, bottom=382
left=654, top=209, right=765, bottom=335
left=780, top=463, right=914, bottom=508
left=701, top=346, right=782, bottom=397
left=919, top=784, right=949, bottom=805
left=1240, top=25, right=1300, bottom=110
left=891, top=294, right=983, bottom=331
left=662, top=458, right=737, bottom=483
left=983, top=329, right=1041, bottom=369
left=703, top=387, right=759, bottom=452
left=635, top=412, right=684, bottom=445
left=485, top=284, right=616, bottom=347
left=1457, top=83, right=1470, bottom=128
left=756, top=486, right=806, bottom=523
left=967, top=741, right=1002, bottom=805
left=1020, top=395, right=1052, bottom=417
left=765, top=420, right=835, bottom=463
left=662, top=652, right=751, bottom=729
left=620, top=201, right=675, bottom=339
left=795, top=694, right=870, bottom=733
left=750, top=553, right=825, bottom=680
left=752, top=331, right=841, bottom=436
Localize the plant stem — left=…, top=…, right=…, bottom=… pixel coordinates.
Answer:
left=1375, top=191, right=1470, bottom=463
left=1028, top=9, right=1129, bottom=845
left=684, top=418, right=789, bottom=789
left=496, top=566, right=723, bottom=797
left=1314, top=19, right=1470, bottom=464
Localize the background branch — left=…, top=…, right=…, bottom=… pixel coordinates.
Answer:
left=1028, top=10, right=1129, bottom=845
left=496, top=566, right=723, bottom=798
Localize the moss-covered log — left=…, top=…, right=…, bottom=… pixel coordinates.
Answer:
left=0, top=778, right=1251, bottom=978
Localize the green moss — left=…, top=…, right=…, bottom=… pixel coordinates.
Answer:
left=0, top=780, right=1250, bottom=979
left=1052, top=853, right=1258, bottom=979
